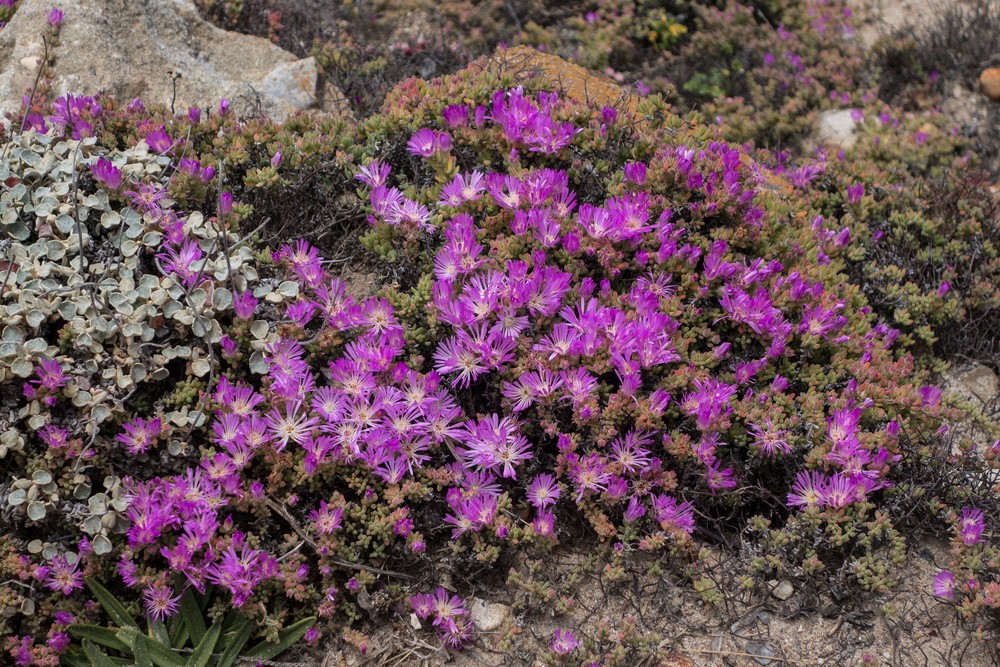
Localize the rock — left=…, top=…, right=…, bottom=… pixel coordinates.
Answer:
left=485, top=45, right=644, bottom=117
left=815, top=109, right=860, bottom=149
left=746, top=642, right=775, bottom=666
left=771, top=579, right=794, bottom=601
left=980, top=68, right=1000, bottom=101
left=467, top=597, right=509, bottom=632
left=961, top=364, right=998, bottom=403
left=0, top=0, right=345, bottom=124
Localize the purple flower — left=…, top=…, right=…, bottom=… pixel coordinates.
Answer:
left=143, top=583, right=180, bottom=622
left=406, top=128, right=451, bottom=157
left=959, top=508, right=986, bottom=545
left=526, top=473, right=561, bottom=509
left=219, top=192, right=233, bottom=215
left=233, top=292, right=258, bottom=320
left=116, top=417, right=162, bottom=455
left=45, top=554, right=83, bottom=595
left=47, top=7, right=63, bottom=27
left=219, top=98, right=230, bottom=116
left=271, top=151, right=283, bottom=167
left=846, top=184, right=864, bottom=205
left=551, top=629, right=579, bottom=655
left=936, top=281, right=950, bottom=297
left=90, top=157, right=122, bottom=189
left=442, top=104, right=469, bottom=128
left=145, top=127, right=173, bottom=153
left=933, top=570, right=955, bottom=600
left=188, top=107, right=202, bottom=123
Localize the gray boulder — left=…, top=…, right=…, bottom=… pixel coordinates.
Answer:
left=0, top=0, right=345, bottom=124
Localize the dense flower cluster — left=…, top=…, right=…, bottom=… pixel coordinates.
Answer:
left=4, top=7, right=1000, bottom=655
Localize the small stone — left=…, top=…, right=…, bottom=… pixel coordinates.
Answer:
left=980, top=68, right=1000, bottom=102
left=746, top=641, right=775, bottom=666
left=771, top=579, right=794, bottom=601
left=468, top=597, right=509, bottom=632
left=815, top=109, right=859, bottom=149
left=409, top=613, right=421, bottom=630
left=962, top=364, right=998, bottom=403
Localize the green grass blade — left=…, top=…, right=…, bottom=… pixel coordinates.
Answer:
left=149, top=619, right=170, bottom=647
left=60, top=648, right=90, bottom=667
left=85, top=578, right=139, bottom=629
left=178, top=589, right=207, bottom=646
left=116, top=628, right=185, bottom=667
left=133, top=634, right=154, bottom=667
left=82, top=639, right=118, bottom=667
left=67, top=624, right=128, bottom=652
left=245, top=617, right=316, bottom=661
left=184, top=621, right=221, bottom=667
left=215, top=617, right=253, bottom=667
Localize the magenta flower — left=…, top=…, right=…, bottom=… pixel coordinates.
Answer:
left=142, top=582, right=180, bottom=622
left=932, top=570, right=955, bottom=600
left=551, top=628, right=579, bottom=655
left=34, top=358, right=67, bottom=391
left=232, top=291, right=258, bottom=319
left=90, top=157, right=122, bottom=189
left=145, top=127, right=173, bottom=153
left=787, top=471, right=824, bottom=509
left=959, top=508, right=986, bottom=545
left=47, top=7, right=63, bottom=27
left=526, top=473, right=561, bottom=509
left=157, top=239, right=203, bottom=288
left=116, top=417, right=162, bottom=455
left=442, top=104, right=469, bottom=128
left=45, top=554, right=83, bottom=595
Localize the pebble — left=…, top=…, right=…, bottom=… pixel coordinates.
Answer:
left=468, top=597, right=509, bottom=632
left=771, top=579, right=794, bottom=601
left=979, top=68, right=1000, bottom=101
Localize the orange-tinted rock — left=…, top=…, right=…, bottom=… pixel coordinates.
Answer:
left=979, top=68, right=1000, bottom=101
left=485, top=45, right=645, bottom=116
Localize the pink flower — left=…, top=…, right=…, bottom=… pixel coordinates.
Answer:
left=551, top=628, right=579, bottom=655
left=933, top=570, right=955, bottom=600
left=90, top=157, right=122, bottom=189
left=47, top=7, right=63, bottom=26
left=143, top=582, right=180, bottom=622
left=115, top=417, right=162, bottom=455
left=526, top=474, right=561, bottom=509
left=45, top=554, right=83, bottom=595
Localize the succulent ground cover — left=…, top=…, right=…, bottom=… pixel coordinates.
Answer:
left=2, top=0, right=1000, bottom=666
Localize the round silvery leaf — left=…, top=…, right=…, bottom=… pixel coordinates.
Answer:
left=7, top=488, right=26, bottom=506
left=91, top=403, right=111, bottom=424
left=25, top=310, right=45, bottom=328
left=212, top=288, right=232, bottom=311
left=190, top=358, right=211, bottom=377
left=27, top=414, right=46, bottom=430
left=120, top=239, right=138, bottom=257
left=2, top=325, right=26, bottom=342
left=10, top=358, right=33, bottom=377
left=30, top=470, right=51, bottom=485
left=81, top=515, right=103, bottom=535
left=100, top=210, right=121, bottom=230
left=27, top=539, right=43, bottom=553
left=249, top=350, right=268, bottom=375
left=73, top=483, right=92, bottom=500
left=26, top=501, right=46, bottom=521
left=92, top=535, right=112, bottom=555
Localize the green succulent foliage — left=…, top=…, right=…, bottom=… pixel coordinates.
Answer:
left=61, top=579, right=314, bottom=667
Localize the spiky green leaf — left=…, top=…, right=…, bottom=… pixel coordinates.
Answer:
left=85, top=578, right=139, bottom=629
left=82, top=639, right=118, bottom=667
left=185, top=621, right=221, bottom=667
left=215, top=617, right=253, bottom=667
left=67, top=624, right=128, bottom=652
left=245, top=617, right=316, bottom=661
